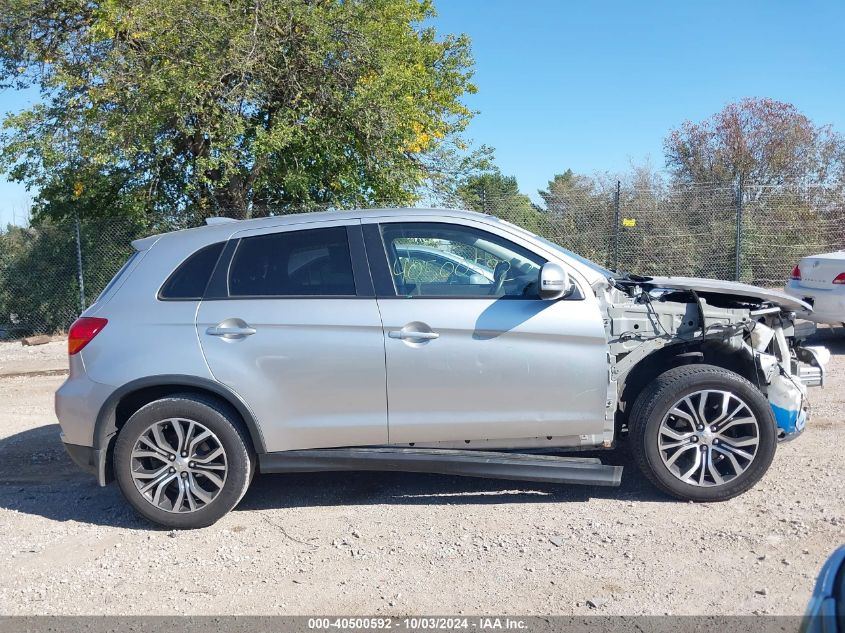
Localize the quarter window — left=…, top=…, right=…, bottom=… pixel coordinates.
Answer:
left=159, top=242, right=224, bottom=300
left=228, top=227, right=356, bottom=297
left=379, top=223, right=544, bottom=297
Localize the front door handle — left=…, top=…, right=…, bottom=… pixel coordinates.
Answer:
left=206, top=319, right=256, bottom=339
left=388, top=330, right=439, bottom=340
left=388, top=322, right=440, bottom=343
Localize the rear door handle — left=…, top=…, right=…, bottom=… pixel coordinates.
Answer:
left=207, top=326, right=256, bottom=337
left=206, top=321, right=256, bottom=338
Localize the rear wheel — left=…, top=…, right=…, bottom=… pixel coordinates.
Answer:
left=114, top=394, right=253, bottom=528
left=629, top=364, right=777, bottom=501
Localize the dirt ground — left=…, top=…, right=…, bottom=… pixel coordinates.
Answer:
left=0, top=339, right=66, bottom=378
left=0, top=331, right=843, bottom=616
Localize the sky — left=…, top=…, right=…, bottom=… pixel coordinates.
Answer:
left=1, top=0, right=844, bottom=225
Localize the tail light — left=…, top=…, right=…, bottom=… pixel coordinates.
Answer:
left=790, top=264, right=801, bottom=281
left=68, top=317, right=108, bottom=355
left=833, top=273, right=845, bottom=285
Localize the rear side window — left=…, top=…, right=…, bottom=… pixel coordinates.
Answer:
left=228, top=227, right=355, bottom=297
left=159, top=242, right=225, bottom=300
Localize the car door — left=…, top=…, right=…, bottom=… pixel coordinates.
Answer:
left=363, top=217, right=608, bottom=446
left=196, top=220, right=388, bottom=452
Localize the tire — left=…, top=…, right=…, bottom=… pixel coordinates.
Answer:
left=113, top=393, right=254, bottom=529
left=629, top=364, right=777, bottom=502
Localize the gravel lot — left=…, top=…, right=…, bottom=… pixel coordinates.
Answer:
left=0, top=331, right=843, bottom=616
left=0, top=339, right=67, bottom=378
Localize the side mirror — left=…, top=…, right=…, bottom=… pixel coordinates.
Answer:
left=538, top=262, right=571, bottom=300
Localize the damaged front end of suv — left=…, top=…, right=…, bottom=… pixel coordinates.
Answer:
left=600, top=274, right=830, bottom=442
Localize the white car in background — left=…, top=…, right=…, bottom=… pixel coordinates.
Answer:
left=785, top=250, right=845, bottom=326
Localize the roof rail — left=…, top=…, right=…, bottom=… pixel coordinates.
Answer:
left=205, top=217, right=239, bottom=225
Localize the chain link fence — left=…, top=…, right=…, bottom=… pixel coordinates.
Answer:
left=1, top=182, right=844, bottom=337
left=479, top=182, right=845, bottom=286
left=0, top=218, right=145, bottom=338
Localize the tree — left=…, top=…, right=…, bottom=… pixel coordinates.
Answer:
left=0, top=223, right=81, bottom=333
left=0, top=0, right=478, bottom=221
left=664, top=98, right=845, bottom=185
left=538, top=169, right=603, bottom=212
left=536, top=170, right=615, bottom=266
left=665, top=99, right=845, bottom=282
left=454, top=169, right=544, bottom=232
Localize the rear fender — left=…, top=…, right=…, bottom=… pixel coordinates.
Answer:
left=92, top=375, right=266, bottom=485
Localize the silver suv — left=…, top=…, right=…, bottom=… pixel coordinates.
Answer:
left=56, top=208, right=829, bottom=528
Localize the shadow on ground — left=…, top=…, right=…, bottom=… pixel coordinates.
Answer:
left=237, top=444, right=665, bottom=514
left=0, top=424, right=669, bottom=528
left=0, top=424, right=145, bottom=529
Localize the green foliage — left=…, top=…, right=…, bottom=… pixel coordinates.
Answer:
left=0, top=0, right=478, bottom=221
left=740, top=187, right=845, bottom=284
left=0, top=219, right=142, bottom=334
left=537, top=170, right=615, bottom=267
left=455, top=170, right=545, bottom=232
left=0, top=223, right=81, bottom=334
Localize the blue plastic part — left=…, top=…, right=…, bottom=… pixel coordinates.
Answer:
left=771, top=402, right=806, bottom=435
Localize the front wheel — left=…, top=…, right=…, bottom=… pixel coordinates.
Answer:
left=113, top=394, right=254, bottom=529
left=629, top=364, right=777, bottom=502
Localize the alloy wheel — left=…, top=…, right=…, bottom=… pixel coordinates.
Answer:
left=129, top=418, right=228, bottom=513
left=658, top=389, right=760, bottom=487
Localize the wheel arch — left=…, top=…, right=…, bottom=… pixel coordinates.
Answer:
left=94, top=375, right=266, bottom=485
left=618, top=339, right=760, bottom=430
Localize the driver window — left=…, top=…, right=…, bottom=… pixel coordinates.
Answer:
left=379, top=222, right=544, bottom=298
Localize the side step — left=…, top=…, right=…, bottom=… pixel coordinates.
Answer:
left=259, top=447, right=622, bottom=487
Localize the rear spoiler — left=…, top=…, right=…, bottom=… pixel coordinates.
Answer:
left=131, top=234, right=161, bottom=252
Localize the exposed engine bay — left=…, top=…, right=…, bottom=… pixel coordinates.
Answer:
left=599, top=274, right=831, bottom=441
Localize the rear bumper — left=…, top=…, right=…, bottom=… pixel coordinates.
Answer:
left=785, top=283, right=845, bottom=325
left=55, top=370, right=115, bottom=447
left=61, top=440, right=110, bottom=486
left=55, top=355, right=116, bottom=487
